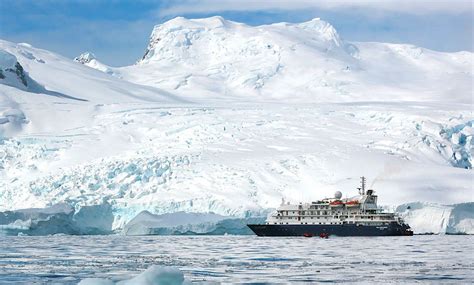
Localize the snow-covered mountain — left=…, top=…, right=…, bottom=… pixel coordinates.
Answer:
left=74, top=52, right=118, bottom=77
left=0, top=17, right=472, bottom=235
left=118, top=16, right=471, bottom=103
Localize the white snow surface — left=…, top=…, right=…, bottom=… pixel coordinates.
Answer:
left=120, top=17, right=472, bottom=103
left=74, top=52, right=119, bottom=77
left=0, top=16, right=472, bottom=234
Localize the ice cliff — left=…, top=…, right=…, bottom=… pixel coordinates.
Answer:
left=396, top=202, right=474, bottom=234
left=0, top=203, right=114, bottom=236
left=122, top=211, right=265, bottom=235
left=0, top=202, right=472, bottom=236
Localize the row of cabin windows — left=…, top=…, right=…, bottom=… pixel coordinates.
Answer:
left=281, top=209, right=389, bottom=216
left=309, top=205, right=330, bottom=209
left=275, top=216, right=393, bottom=221
left=278, top=211, right=329, bottom=216
left=272, top=221, right=391, bottom=225
left=279, top=209, right=366, bottom=216
left=277, top=211, right=393, bottom=220
left=272, top=222, right=343, bottom=225
left=276, top=216, right=331, bottom=220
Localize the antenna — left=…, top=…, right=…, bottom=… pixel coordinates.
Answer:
left=360, top=176, right=366, bottom=195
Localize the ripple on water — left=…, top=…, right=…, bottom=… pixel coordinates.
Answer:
left=0, top=235, right=472, bottom=284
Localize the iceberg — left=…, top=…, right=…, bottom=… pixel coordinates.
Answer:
left=0, top=203, right=114, bottom=236
left=396, top=202, right=474, bottom=234
left=122, top=210, right=265, bottom=236
left=78, top=265, right=191, bottom=285
left=0, top=201, right=473, bottom=236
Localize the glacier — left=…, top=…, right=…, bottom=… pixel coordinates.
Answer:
left=122, top=210, right=265, bottom=236
left=0, top=203, right=114, bottom=236
left=1, top=202, right=470, bottom=236
left=396, top=202, right=474, bottom=235
left=0, top=16, right=472, bottom=235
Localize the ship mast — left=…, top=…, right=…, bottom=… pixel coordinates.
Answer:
left=360, top=176, right=366, bottom=195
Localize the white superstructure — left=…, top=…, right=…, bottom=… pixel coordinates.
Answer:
left=267, top=177, right=404, bottom=226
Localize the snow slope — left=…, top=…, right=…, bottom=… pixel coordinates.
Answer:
left=74, top=52, right=119, bottom=77
left=0, top=17, right=472, bottom=235
left=119, top=17, right=472, bottom=103
left=0, top=40, right=184, bottom=104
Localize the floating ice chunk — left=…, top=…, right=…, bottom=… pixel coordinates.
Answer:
left=78, top=278, right=114, bottom=285
left=118, top=266, right=189, bottom=285
left=78, top=265, right=190, bottom=285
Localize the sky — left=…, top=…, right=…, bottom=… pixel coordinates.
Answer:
left=0, top=0, right=472, bottom=66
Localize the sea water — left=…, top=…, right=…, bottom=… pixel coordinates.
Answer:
left=0, top=235, right=472, bottom=284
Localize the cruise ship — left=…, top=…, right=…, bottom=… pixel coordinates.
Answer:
left=248, top=177, right=413, bottom=237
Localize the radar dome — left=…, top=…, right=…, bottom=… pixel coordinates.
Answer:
left=334, top=191, right=342, bottom=199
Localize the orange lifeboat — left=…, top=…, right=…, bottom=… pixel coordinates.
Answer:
left=345, top=200, right=359, bottom=206
left=329, top=200, right=343, bottom=206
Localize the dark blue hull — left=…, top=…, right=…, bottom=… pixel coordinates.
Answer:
left=247, top=222, right=413, bottom=237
